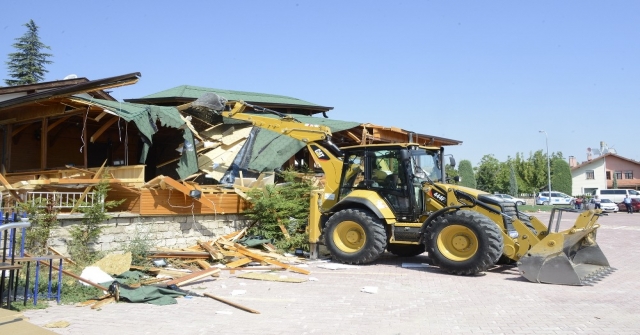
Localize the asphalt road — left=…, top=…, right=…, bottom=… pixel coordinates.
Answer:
left=23, top=210, right=640, bottom=335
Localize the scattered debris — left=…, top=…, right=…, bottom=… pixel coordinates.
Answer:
left=316, top=263, right=360, bottom=270
left=361, top=286, right=379, bottom=294
left=231, top=289, right=246, bottom=296
left=43, top=320, right=70, bottom=328
left=236, top=272, right=307, bottom=283
left=79, top=267, right=113, bottom=287
left=92, top=252, right=132, bottom=276
left=204, top=293, right=260, bottom=314
left=401, top=263, right=430, bottom=268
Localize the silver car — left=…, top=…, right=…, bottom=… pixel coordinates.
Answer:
left=494, top=194, right=527, bottom=206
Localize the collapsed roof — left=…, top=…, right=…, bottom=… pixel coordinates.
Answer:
left=0, top=72, right=461, bottom=215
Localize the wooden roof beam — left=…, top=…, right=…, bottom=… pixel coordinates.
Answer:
left=90, top=116, right=119, bottom=143
left=11, top=123, right=30, bottom=137
left=47, top=116, right=71, bottom=132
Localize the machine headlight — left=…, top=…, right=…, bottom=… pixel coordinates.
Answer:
left=508, top=230, right=519, bottom=239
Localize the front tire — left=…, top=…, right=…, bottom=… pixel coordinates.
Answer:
left=516, top=201, right=525, bottom=206
left=542, top=201, right=550, bottom=205
left=426, top=210, right=503, bottom=275
left=324, top=209, right=387, bottom=264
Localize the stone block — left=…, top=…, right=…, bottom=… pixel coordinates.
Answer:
left=98, top=235, right=115, bottom=243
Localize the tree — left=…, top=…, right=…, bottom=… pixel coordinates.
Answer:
left=551, top=157, right=572, bottom=195
left=495, top=160, right=513, bottom=193
left=445, top=163, right=459, bottom=184
left=457, top=160, right=476, bottom=189
left=475, top=155, right=501, bottom=193
left=514, top=150, right=547, bottom=194
left=5, top=19, right=53, bottom=86
left=612, top=173, right=618, bottom=189
left=509, top=163, right=518, bottom=196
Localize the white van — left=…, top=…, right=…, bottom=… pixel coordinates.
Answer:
left=535, top=191, right=575, bottom=206
left=593, top=189, right=640, bottom=203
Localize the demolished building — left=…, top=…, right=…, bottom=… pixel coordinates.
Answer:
left=0, top=73, right=461, bottom=251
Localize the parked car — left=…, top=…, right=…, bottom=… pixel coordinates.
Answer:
left=494, top=194, right=527, bottom=205
left=535, top=191, right=575, bottom=206
left=599, top=199, right=618, bottom=213
left=617, top=198, right=640, bottom=212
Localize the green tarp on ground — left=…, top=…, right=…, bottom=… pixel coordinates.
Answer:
left=104, top=271, right=187, bottom=306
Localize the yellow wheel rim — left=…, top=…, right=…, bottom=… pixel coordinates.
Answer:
left=436, top=225, right=478, bottom=261
left=332, top=220, right=366, bottom=253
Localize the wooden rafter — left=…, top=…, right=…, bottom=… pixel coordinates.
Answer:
left=159, top=176, right=217, bottom=212
left=0, top=173, right=22, bottom=203
left=11, top=124, right=30, bottom=137
left=47, top=116, right=71, bottom=132
left=90, top=116, right=118, bottom=143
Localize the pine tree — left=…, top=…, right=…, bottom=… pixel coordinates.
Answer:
left=457, top=160, right=476, bottom=189
left=5, top=19, right=53, bottom=86
left=550, top=157, right=572, bottom=196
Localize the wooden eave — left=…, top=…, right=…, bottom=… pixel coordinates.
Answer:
left=0, top=98, right=104, bottom=125
left=333, top=124, right=462, bottom=147
left=0, top=78, right=88, bottom=94
left=0, top=72, right=141, bottom=111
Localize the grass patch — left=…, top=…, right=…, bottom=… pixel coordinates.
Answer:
left=7, top=264, right=105, bottom=311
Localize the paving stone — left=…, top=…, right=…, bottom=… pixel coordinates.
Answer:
left=23, top=212, right=640, bottom=335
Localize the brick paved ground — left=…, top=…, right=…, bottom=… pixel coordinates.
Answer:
left=23, top=211, right=640, bottom=335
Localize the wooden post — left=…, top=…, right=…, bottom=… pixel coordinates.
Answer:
left=40, top=118, right=48, bottom=170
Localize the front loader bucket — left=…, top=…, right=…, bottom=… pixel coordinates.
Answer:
left=517, top=210, right=613, bottom=285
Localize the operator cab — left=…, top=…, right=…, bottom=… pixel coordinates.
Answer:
left=337, top=144, right=443, bottom=222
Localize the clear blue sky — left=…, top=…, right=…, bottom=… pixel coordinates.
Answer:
left=2, top=1, right=638, bottom=167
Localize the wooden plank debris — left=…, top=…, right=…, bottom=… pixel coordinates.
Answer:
left=163, top=267, right=220, bottom=287
left=91, top=297, right=115, bottom=309
left=203, top=293, right=260, bottom=314
left=147, top=251, right=210, bottom=259
left=197, top=240, right=224, bottom=260
left=195, top=259, right=212, bottom=270
left=225, top=257, right=252, bottom=268
left=47, top=247, right=77, bottom=266
left=231, top=244, right=310, bottom=275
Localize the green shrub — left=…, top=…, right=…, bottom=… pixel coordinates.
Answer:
left=19, top=197, right=59, bottom=255
left=244, top=171, right=315, bottom=252
left=68, top=174, right=124, bottom=265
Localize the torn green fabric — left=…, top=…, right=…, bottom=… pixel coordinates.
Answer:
left=70, top=97, right=198, bottom=179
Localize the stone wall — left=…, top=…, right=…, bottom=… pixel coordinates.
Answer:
left=48, top=213, right=251, bottom=255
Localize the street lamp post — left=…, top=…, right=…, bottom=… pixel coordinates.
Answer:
left=539, top=130, right=552, bottom=200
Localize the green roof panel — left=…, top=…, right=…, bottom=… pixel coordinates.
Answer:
left=141, top=85, right=323, bottom=107
left=239, top=115, right=360, bottom=172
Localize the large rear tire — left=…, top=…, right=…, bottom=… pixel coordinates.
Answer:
left=386, top=243, right=425, bottom=257
left=426, top=210, right=503, bottom=275
left=324, top=209, right=387, bottom=264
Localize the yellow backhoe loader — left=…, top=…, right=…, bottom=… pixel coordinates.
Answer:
left=187, top=93, right=612, bottom=286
